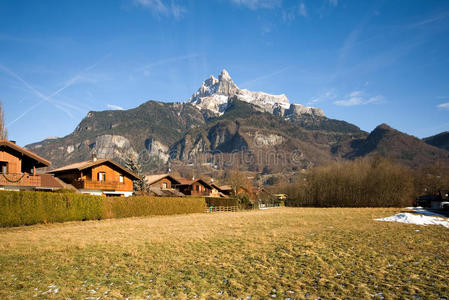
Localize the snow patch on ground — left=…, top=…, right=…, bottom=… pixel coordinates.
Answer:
left=405, top=207, right=446, bottom=217
left=376, top=207, right=449, bottom=228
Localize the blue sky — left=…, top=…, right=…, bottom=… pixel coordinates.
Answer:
left=1, top=0, right=449, bottom=146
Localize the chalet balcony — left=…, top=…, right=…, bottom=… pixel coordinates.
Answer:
left=73, top=179, right=127, bottom=191
left=0, top=173, right=41, bottom=187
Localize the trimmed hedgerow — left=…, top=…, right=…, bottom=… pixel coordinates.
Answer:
left=0, top=191, right=206, bottom=227
left=101, top=196, right=206, bottom=219
left=205, top=197, right=238, bottom=208
left=0, top=191, right=103, bottom=227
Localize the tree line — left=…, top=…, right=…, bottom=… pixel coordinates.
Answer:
left=280, top=156, right=449, bottom=207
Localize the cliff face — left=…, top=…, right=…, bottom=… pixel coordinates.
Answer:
left=27, top=97, right=369, bottom=173
left=26, top=101, right=206, bottom=170
left=168, top=100, right=366, bottom=172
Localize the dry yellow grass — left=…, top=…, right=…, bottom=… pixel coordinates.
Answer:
left=0, top=208, right=448, bottom=299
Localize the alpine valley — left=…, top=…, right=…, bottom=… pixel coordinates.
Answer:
left=26, top=70, right=449, bottom=175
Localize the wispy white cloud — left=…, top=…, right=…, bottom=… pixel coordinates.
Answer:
left=334, top=90, right=384, bottom=106
left=140, top=53, right=199, bottom=76
left=230, top=0, right=280, bottom=10
left=409, top=11, right=449, bottom=28
left=437, top=102, right=449, bottom=110
left=240, top=66, right=291, bottom=87
left=107, top=104, right=124, bottom=110
left=307, top=90, right=337, bottom=105
left=329, top=0, right=338, bottom=7
left=134, top=0, right=186, bottom=19
left=299, top=2, right=307, bottom=17
left=337, top=16, right=370, bottom=67
left=281, top=2, right=307, bottom=22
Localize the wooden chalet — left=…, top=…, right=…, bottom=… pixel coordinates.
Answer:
left=0, top=140, right=63, bottom=191
left=210, top=183, right=232, bottom=197
left=145, top=174, right=181, bottom=190
left=175, top=178, right=214, bottom=196
left=49, top=157, right=139, bottom=197
left=145, top=174, right=184, bottom=197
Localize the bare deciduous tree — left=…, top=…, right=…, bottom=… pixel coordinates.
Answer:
left=224, top=169, right=251, bottom=196
left=0, top=101, right=7, bottom=140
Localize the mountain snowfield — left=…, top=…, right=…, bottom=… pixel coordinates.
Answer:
left=188, top=69, right=324, bottom=118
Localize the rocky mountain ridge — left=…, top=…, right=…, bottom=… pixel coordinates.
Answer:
left=423, top=131, right=449, bottom=152
left=25, top=70, right=449, bottom=173
left=189, top=69, right=324, bottom=118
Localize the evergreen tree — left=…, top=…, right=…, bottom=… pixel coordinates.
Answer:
left=125, top=156, right=148, bottom=194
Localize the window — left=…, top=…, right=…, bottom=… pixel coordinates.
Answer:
left=162, top=182, right=167, bottom=189
left=119, top=175, right=124, bottom=183
left=97, top=172, right=106, bottom=182
left=0, top=162, right=7, bottom=174
left=195, top=185, right=200, bottom=191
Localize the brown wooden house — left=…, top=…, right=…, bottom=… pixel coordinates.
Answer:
left=144, top=174, right=185, bottom=197
left=49, top=157, right=139, bottom=197
left=175, top=178, right=214, bottom=196
left=145, top=174, right=181, bottom=190
left=210, top=183, right=232, bottom=197
left=0, top=140, right=63, bottom=191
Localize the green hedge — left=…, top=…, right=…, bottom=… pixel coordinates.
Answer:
left=102, top=196, right=206, bottom=219
left=0, top=191, right=103, bottom=227
left=205, top=197, right=239, bottom=207
left=0, top=191, right=207, bottom=227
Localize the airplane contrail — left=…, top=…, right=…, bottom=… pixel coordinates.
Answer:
left=48, top=54, right=110, bottom=99
left=240, top=66, right=291, bottom=88
left=6, top=100, right=44, bottom=127
left=140, top=53, right=199, bottom=71
left=0, top=55, right=109, bottom=126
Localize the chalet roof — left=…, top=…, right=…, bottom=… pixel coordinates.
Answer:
left=49, top=158, right=140, bottom=180
left=211, top=183, right=232, bottom=191
left=177, top=178, right=213, bottom=189
left=148, top=187, right=185, bottom=197
left=177, top=178, right=194, bottom=185
left=145, top=174, right=181, bottom=185
left=38, top=174, right=65, bottom=189
left=219, top=185, right=232, bottom=191
left=0, top=140, right=50, bottom=167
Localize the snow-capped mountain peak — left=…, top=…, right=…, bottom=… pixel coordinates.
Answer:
left=218, top=69, right=231, bottom=81
left=188, top=69, right=324, bottom=117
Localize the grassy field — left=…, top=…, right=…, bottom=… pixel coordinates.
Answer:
left=0, top=208, right=448, bottom=299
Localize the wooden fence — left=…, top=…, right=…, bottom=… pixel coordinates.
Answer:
left=204, top=206, right=238, bottom=213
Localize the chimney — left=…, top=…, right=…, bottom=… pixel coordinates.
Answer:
left=92, top=153, right=97, bottom=162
